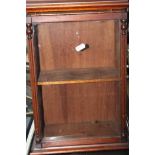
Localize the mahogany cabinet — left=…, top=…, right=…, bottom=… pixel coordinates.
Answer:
left=26, top=0, right=128, bottom=154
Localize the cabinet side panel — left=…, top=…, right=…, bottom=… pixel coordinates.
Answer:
left=27, top=22, right=43, bottom=142
left=120, top=18, right=128, bottom=138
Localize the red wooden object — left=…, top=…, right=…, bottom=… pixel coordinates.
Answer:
left=26, top=0, right=129, bottom=154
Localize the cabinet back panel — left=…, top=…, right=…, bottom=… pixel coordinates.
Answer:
left=42, top=82, right=120, bottom=126
left=37, top=20, right=120, bottom=71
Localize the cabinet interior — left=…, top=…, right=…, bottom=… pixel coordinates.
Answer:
left=33, top=19, right=122, bottom=146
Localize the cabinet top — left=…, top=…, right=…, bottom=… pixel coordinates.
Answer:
left=26, top=0, right=128, bottom=14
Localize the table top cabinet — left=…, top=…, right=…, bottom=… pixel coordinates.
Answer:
left=26, top=0, right=128, bottom=154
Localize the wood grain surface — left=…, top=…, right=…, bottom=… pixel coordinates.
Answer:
left=26, top=0, right=128, bottom=13
left=37, top=20, right=120, bottom=71
left=42, top=81, right=121, bottom=125
left=37, top=68, right=120, bottom=85
left=26, top=0, right=128, bottom=151
left=30, top=141, right=128, bottom=155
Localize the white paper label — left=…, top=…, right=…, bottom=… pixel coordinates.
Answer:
left=75, top=43, right=86, bottom=52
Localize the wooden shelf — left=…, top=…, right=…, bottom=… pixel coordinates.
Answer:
left=42, top=121, right=121, bottom=147
left=37, top=68, right=120, bottom=85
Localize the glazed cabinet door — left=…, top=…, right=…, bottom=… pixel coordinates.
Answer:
left=26, top=12, right=127, bottom=148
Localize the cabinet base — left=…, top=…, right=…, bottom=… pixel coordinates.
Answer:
left=30, top=138, right=128, bottom=155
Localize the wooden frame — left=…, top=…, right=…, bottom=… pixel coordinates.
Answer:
left=31, top=141, right=128, bottom=155
left=27, top=23, right=43, bottom=142
left=26, top=0, right=128, bottom=14
left=26, top=0, right=128, bottom=154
